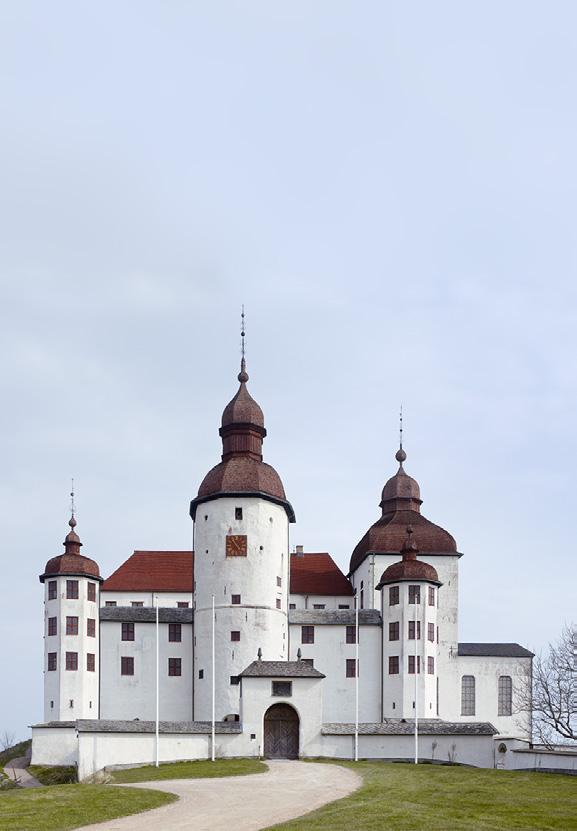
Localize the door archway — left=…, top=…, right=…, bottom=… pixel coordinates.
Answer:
left=263, top=703, right=299, bottom=759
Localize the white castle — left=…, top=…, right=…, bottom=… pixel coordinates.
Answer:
left=32, top=354, right=535, bottom=779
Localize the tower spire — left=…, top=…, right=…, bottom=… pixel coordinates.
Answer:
left=238, top=305, right=249, bottom=383
left=395, top=405, right=407, bottom=466
left=69, top=478, right=77, bottom=530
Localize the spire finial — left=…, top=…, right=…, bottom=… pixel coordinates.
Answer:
left=395, top=405, right=407, bottom=465
left=238, top=305, right=249, bottom=383
left=69, top=478, right=77, bottom=529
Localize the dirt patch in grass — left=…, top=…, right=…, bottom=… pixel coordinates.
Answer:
left=110, top=757, right=267, bottom=783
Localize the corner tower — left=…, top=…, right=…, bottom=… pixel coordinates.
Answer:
left=190, top=355, right=295, bottom=721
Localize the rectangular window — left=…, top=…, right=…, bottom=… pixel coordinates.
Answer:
left=131, top=601, right=144, bottom=607
left=48, top=617, right=57, bottom=636
left=461, top=675, right=476, bottom=715
left=408, top=620, right=421, bottom=640
left=66, top=651, right=78, bottom=671
left=231, top=594, right=241, bottom=605
left=338, top=604, right=350, bottom=609
left=389, top=656, right=399, bottom=674
left=168, top=658, right=182, bottom=677
left=66, top=580, right=79, bottom=599
left=121, top=622, right=135, bottom=641
left=48, top=581, right=57, bottom=600
left=121, top=656, right=134, bottom=676
left=199, top=669, right=204, bottom=679
left=48, top=652, right=57, bottom=671
left=87, top=618, right=96, bottom=637
left=87, top=582, right=96, bottom=602
left=428, top=656, right=435, bottom=674
left=230, top=675, right=240, bottom=685
left=428, top=623, right=435, bottom=642
left=301, top=625, right=314, bottom=644
left=177, top=601, right=189, bottom=608
left=87, top=653, right=95, bottom=672
left=389, top=621, right=400, bottom=641
left=428, top=586, right=435, bottom=606
left=301, top=658, right=314, bottom=667
left=346, top=659, right=357, bottom=678
left=169, top=623, right=182, bottom=642
left=276, top=598, right=281, bottom=609
left=408, top=585, right=421, bottom=604
left=66, top=616, right=79, bottom=636
left=437, top=625, right=439, bottom=643
left=105, top=601, right=117, bottom=606
left=289, top=603, right=296, bottom=610
left=360, top=589, right=364, bottom=609
left=313, top=604, right=325, bottom=609
left=272, top=680, right=292, bottom=696
left=231, top=630, right=241, bottom=642
left=235, top=507, right=243, bottom=520
left=276, top=576, right=282, bottom=587
left=498, top=676, right=513, bottom=716
left=389, top=586, right=399, bottom=606
left=408, top=655, right=421, bottom=674
left=346, top=625, right=357, bottom=644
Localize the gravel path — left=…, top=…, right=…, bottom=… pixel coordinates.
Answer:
left=3, top=756, right=42, bottom=788
left=77, top=760, right=360, bottom=831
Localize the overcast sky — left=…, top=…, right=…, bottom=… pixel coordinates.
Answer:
left=1, top=2, right=575, bottom=740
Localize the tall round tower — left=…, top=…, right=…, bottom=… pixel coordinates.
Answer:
left=190, top=356, right=295, bottom=721
left=39, top=515, right=101, bottom=721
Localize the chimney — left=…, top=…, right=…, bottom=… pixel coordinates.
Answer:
left=296, top=545, right=304, bottom=557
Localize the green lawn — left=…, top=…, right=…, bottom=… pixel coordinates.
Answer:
left=110, top=756, right=266, bottom=783
left=0, top=784, right=176, bottom=831
left=268, top=762, right=577, bottom=831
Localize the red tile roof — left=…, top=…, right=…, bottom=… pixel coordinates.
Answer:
left=102, top=549, right=352, bottom=597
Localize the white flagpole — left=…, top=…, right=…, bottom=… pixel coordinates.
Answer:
left=414, top=588, right=419, bottom=765
left=155, top=595, right=160, bottom=767
left=211, top=594, right=215, bottom=762
left=354, top=591, right=359, bottom=762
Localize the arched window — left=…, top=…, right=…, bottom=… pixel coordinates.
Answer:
left=461, top=675, right=475, bottom=715
left=498, top=675, right=512, bottom=716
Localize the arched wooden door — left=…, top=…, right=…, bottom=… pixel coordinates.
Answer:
left=263, top=703, right=299, bottom=759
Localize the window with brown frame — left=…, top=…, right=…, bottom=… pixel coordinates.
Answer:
left=231, top=630, right=240, bottom=642
left=121, top=656, right=134, bottom=676
left=272, top=681, right=292, bottom=696
left=48, top=581, right=57, bottom=600
left=48, top=617, right=57, bottom=636
left=66, top=580, right=79, bottom=599
left=428, top=622, right=435, bottom=642
left=66, top=616, right=78, bottom=636
left=408, top=655, right=421, bottom=674
left=168, top=658, right=182, bottom=677
left=87, top=653, right=95, bottom=672
left=131, top=601, right=144, bottom=607
left=346, top=625, right=357, bottom=644
left=408, top=585, right=420, bottom=604
left=389, top=586, right=399, bottom=605
left=408, top=620, right=421, bottom=640
left=169, top=623, right=182, bottom=642
left=121, top=622, right=135, bottom=641
left=48, top=652, right=57, bottom=671
left=389, top=621, right=400, bottom=641
left=301, top=625, right=314, bottom=644
left=389, top=656, right=399, bottom=674
left=428, top=656, right=435, bottom=674
left=177, top=602, right=189, bottom=608
left=231, top=594, right=241, bottom=605
left=105, top=601, right=117, bottom=606
left=346, top=659, right=357, bottom=678
left=428, top=586, right=435, bottom=606
left=87, top=582, right=96, bottom=602
left=87, top=618, right=96, bottom=637
left=66, top=652, right=78, bottom=671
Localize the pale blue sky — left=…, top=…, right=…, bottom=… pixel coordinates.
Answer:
left=1, top=2, right=575, bottom=739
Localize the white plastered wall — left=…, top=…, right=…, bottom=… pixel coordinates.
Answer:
left=288, top=594, right=354, bottom=610
left=101, top=591, right=192, bottom=607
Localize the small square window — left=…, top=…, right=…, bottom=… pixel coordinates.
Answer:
left=66, top=616, right=78, bottom=636
left=313, top=604, right=325, bottom=609
left=177, top=601, right=189, bottom=608
left=231, top=594, right=241, bottom=605
left=231, top=630, right=241, bottom=642
left=230, top=675, right=240, bottom=685
left=121, top=622, right=135, bottom=641
left=235, top=507, right=243, bottom=520
left=338, top=604, right=350, bottom=609
left=272, top=681, right=292, bottom=696
left=169, top=623, right=182, bottom=642
left=131, top=601, right=144, bottom=607
left=66, top=651, right=78, bottom=671
left=87, top=583, right=96, bottom=602
left=48, top=652, right=57, bottom=671
left=346, top=659, right=357, bottom=678
left=87, top=618, right=96, bottom=637
left=48, top=581, right=57, bottom=600
left=199, top=669, right=204, bottom=679
left=289, top=603, right=296, bottom=610
left=168, top=658, right=182, bottom=676
left=105, top=601, right=117, bottom=607
left=121, top=656, right=134, bottom=676
left=276, top=598, right=281, bottom=609
left=301, top=625, right=314, bottom=644
left=87, top=653, right=95, bottom=672
left=389, top=656, right=399, bottom=674
left=389, top=586, right=399, bottom=606
left=66, top=580, right=79, bottom=600
left=389, top=621, right=399, bottom=641
left=48, top=617, right=57, bottom=636
left=346, top=625, right=356, bottom=644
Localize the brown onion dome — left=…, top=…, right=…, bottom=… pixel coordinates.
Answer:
left=376, top=527, right=441, bottom=588
left=191, top=358, right=295, bottom=522
left=350, top=446, right=457, bottom=574
left=39, top=516, right=102, bottom=583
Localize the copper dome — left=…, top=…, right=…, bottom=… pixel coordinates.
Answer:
left=376, top=527, right=440, bottom=587
left=40, top=518, right=102, bottom=583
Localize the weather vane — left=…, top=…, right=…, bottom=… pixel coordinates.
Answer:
left=241, top=305, right=245, bottom=361
left=70, top=478, right=75, bottom=518
left=399, top=404, right=403, bottom=450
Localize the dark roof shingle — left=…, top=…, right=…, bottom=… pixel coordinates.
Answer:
left=240, top=660, right=325, bottom=678
left=290, top=552, right=353, bottom=596
left=289, top=610, right=381, bottom=625
left=458, top=643, right=534, bottom=658
left=323, top=720, right=497, bottom=736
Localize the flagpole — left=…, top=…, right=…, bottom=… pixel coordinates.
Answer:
left=211, top=594, right=215, bottom=762
left=155, top=595, right=160, bottom=767
left=414, top=589, right=419, bottom=765
left=354, top=590, right=359, bottom=762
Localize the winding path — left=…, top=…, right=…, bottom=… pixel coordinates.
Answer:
left=78, top=760, right=360, bottom=831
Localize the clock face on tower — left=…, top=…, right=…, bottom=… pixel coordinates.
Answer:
left=225, top=534, right=248, bottom=557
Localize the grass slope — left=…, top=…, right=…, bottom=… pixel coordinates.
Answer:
left=269, top=762, right=577, bottom=831
left=0, top=740, right=32, bottom=768
left=111, top=756, right=266, bottom=783
left=28, top=766, right=77, bottom=786
left=0, top=784, right=176, bottom=831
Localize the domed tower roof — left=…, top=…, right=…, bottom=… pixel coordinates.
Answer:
left=349, top=445, right=457, bottom=574
left=376, top=526, right=441, bottom=588
left=39, top=515, right=102, bottom=583
left=191, top=355, right=295, bottom=522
